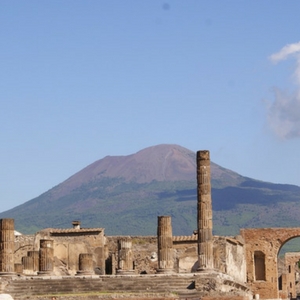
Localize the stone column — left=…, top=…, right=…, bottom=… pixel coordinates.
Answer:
left=28, top=250, right=39, bottom=272
left=197, top=150, right=214, bottom=271
left=22, top=256, right=33, bottom=274
left=157, top=216, right=174, bottom=273
left=117, top=237, right=134, bottom=275
left=111, top=253, right=117, bottom=275
left=0, top=218, right=15, bottom=275
left=38, top=239, right=54, bottom=275
left=77, top=253, right=94, bottom=275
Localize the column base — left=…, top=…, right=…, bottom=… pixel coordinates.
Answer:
left=37, top=271, right=53, bottom=276
left=196, top=268, right=216, bottom=273
left=0, top=272, right=16, bottom=276
left=116, top=269, right=135, bottom=275
left=76, top=270, right=94, bottom=276
left=156, top=268, right=175, bottom=274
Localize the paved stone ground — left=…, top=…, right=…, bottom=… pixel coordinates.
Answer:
left=13, top=293, right=180, bottom=300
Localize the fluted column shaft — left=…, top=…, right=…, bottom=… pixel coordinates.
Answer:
left=0, top=219, right=15, bottom=275
left=38, top=239, right=54, bottom=275
left=157, top=216, right=174, bottom=273
left=197, top=150, right=214, bottom=271
left=22, top=256, right=33, bottom=271
left=28, top=250, right=39, bottom=272
left=117, top=237, right=134, bottom=274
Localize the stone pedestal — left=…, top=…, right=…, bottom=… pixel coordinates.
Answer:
left=0, top=219, right=15, bottom=275
left=38, top=239, right=54, bottom=275
left=77, top=253, right=94, bottom=275
left=14, top=263, right=23, bottom=274
left=117, top=238, right=135, bottom=275
left=157, top=216, right=174, bottom=273
left=196, top=150, right=214, bottom=271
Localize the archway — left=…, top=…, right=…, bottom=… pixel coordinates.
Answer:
left=241, top=227, right=300, bottom=299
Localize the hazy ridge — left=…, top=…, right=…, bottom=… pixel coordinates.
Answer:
left=1, top=144, right=300, bottom=236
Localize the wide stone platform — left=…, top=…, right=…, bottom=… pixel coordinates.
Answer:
left=0, top=272, right=251, bottom=300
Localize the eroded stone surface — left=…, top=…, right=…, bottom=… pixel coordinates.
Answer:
left=241, top=227, right=300, bottom=299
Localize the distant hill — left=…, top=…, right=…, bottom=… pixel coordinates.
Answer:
left=1, top=144, right=300, bottom=236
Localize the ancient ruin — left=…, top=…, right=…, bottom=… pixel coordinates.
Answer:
left=0, top=150, right=298, bottom=299
left=197, top=150, right=214, bottom=271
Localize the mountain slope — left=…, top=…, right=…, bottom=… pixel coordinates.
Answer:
left=1, top=144, right=300, bottom=236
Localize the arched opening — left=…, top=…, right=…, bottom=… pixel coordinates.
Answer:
left=254, top=250, right=266, bottom=281
left=278, top=237, right=300, bottom=299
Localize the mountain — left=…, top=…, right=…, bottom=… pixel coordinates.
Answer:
left=1, top=144, right=300, bottom=236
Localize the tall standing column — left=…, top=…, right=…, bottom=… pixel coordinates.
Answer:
left=38, top=239, right=54, bottom=275
left=197, top=150, right=214, bottom=271
left=0, top=219, right=15, bottom=275
left=157, top=216, right=174, bottom=273
left=117, top=237, right=134, bottom=275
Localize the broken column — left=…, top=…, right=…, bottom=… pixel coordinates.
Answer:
left=28, top=250, right=39, bottom=273
left=77, top=253, right=94, bottom=275
left=22, top=250, right=39, bottom=275
left=117, top=237, right=134, bottom=274
left=157, top=215, right=174, bottom=273
left=38, top=239, right=54, bottom=275
left=0, top=218, right=15, bottom=275
left=197, top=150, right=214, bottom=271
left=22, top=256, right=33, bottom=275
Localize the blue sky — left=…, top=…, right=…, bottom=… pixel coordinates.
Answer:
left=1, top=1, right=300, bottom=212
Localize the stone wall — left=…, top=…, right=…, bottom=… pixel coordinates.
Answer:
left=240, top=227, right=300, bottom=299
left=279, top=252, right=300, bottom=299
left=223, top=236, right=246, bottom=282
left=173, top=237, right=198, bottom=273
left=106, top=236, right=158, bottom=274
left=173, top=235, right=246, bottom=283
left=14, top=235, right=35, bottom=265
left=14, top=232, right=246, bottom=283
left=15, top=227, right=106, bottom=276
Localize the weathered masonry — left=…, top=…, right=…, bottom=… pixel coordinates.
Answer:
left=0, top=150, right=299, bottom=299
left=241, top=227, right=300, bottom=299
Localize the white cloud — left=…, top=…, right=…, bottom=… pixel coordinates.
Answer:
left=266, top=89, right=300, bottom=139
left=266, top=42, right=300, bottom=139
left=269, top=41, right=300, bottom=64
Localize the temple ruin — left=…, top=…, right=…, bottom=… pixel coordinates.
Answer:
left=0, top=150, right=299, bottom=299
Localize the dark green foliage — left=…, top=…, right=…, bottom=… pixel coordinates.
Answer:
left=1, top=174, right=300, bottom=237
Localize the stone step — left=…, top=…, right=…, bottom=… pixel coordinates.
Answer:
left=5, top=276, right=197, bottom=298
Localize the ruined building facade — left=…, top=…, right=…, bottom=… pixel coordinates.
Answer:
left=0, top=150, right=299, bottom=300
